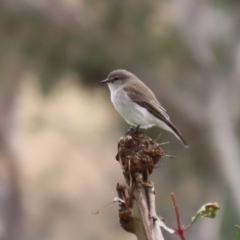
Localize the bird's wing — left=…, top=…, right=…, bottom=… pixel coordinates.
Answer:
left=123, top=84, right=170, bottom=122
left=150, top=100, right=170, bottom=120
left=123, top=84, right=188, bottom=147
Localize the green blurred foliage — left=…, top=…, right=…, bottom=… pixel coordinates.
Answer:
left=0, top=1, right=240, bottom=240
left=0, top=0, right=193, bottom=93
left=235, top=226, right=240, bottom=240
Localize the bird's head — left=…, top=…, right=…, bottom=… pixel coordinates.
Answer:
left=101, top=69, right=138, bottom=90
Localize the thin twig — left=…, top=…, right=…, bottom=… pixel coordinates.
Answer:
left=154, top=133, right=162, bottom=142
left=92, top=198, right=123, bottom=214
left=171, top=193, right=181, bottom=231
left=159, top=142, right=169, bottom=146
left=165, top=155, right=177, bottom=159
left=171, top=193, right=187, bottom=240
left=128, top=159, right=132, bottom=187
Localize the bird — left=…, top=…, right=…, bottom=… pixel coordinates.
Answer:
left=101, top=69, right=188, bottom=147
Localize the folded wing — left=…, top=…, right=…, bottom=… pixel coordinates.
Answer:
left=123, top=84, right=188, bottom=147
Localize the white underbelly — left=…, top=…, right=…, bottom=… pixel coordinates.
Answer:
left=111, top=89, right=155, bottom=128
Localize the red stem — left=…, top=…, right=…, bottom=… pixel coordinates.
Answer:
left=171, top=193, right=181, bottom=230
left=178, top=231, right=187, bottom=240
left=171, top=193, right=187, bottom=240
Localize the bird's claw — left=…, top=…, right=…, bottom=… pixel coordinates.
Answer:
left=125, top=125, right=141, bottom=135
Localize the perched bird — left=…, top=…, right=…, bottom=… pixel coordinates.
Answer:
left=101, top=69, right=188, bottom=147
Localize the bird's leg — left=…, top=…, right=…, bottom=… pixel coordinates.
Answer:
left=134, top=125, right=140, bottom=133
left=125, top=126, right=135, bottom=135
left=125, top=125, right=141, bottom=135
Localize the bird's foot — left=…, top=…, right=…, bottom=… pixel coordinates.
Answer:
left=125, top=125, right=141, bottom=135
left=134, top=125, right=140, bottom=133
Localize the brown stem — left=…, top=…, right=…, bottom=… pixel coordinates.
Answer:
left=117, top=132, right=166, bottom=240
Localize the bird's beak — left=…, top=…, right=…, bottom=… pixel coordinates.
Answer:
left=101, top=78, right=111, bottom=83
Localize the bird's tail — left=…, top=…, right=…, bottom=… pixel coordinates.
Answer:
left=163, top=121, right=189, bottom=147
left=172, top=130, right=189, bottom=148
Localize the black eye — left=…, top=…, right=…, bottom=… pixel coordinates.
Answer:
left=114, top=77, right=119, bottom=81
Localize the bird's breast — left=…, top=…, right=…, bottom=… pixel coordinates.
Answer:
left=110, top=88, right=129, bottom=113
left=110, top=88, right=155, bottom=128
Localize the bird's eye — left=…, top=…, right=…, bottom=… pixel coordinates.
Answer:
left=114, top=77, right=119, bottom=81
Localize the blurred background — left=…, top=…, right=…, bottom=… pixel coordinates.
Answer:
left=0, top=0, right=240, bottom=240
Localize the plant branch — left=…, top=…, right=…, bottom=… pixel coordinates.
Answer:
left=171, top=193, right=187, bottom=240
left=116, top=132, right=165, bottom=240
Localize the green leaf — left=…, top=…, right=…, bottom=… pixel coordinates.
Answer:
left=235, top=225, right=240, bottom=240
left=191, top=203, right=220, bottom=225
left=156, top=216, right=175, bottom=234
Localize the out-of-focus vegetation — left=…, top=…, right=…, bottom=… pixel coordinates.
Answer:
left=0, top=1, right=240, bottom=240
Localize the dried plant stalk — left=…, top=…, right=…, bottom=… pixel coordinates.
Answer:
left=116, top=132, right=165, bottom=240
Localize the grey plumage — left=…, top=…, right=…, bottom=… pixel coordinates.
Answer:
left=101, top=69, right=188, bottom=147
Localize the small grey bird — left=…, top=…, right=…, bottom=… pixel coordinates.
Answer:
left=101, top=69, right=188, bottom=147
